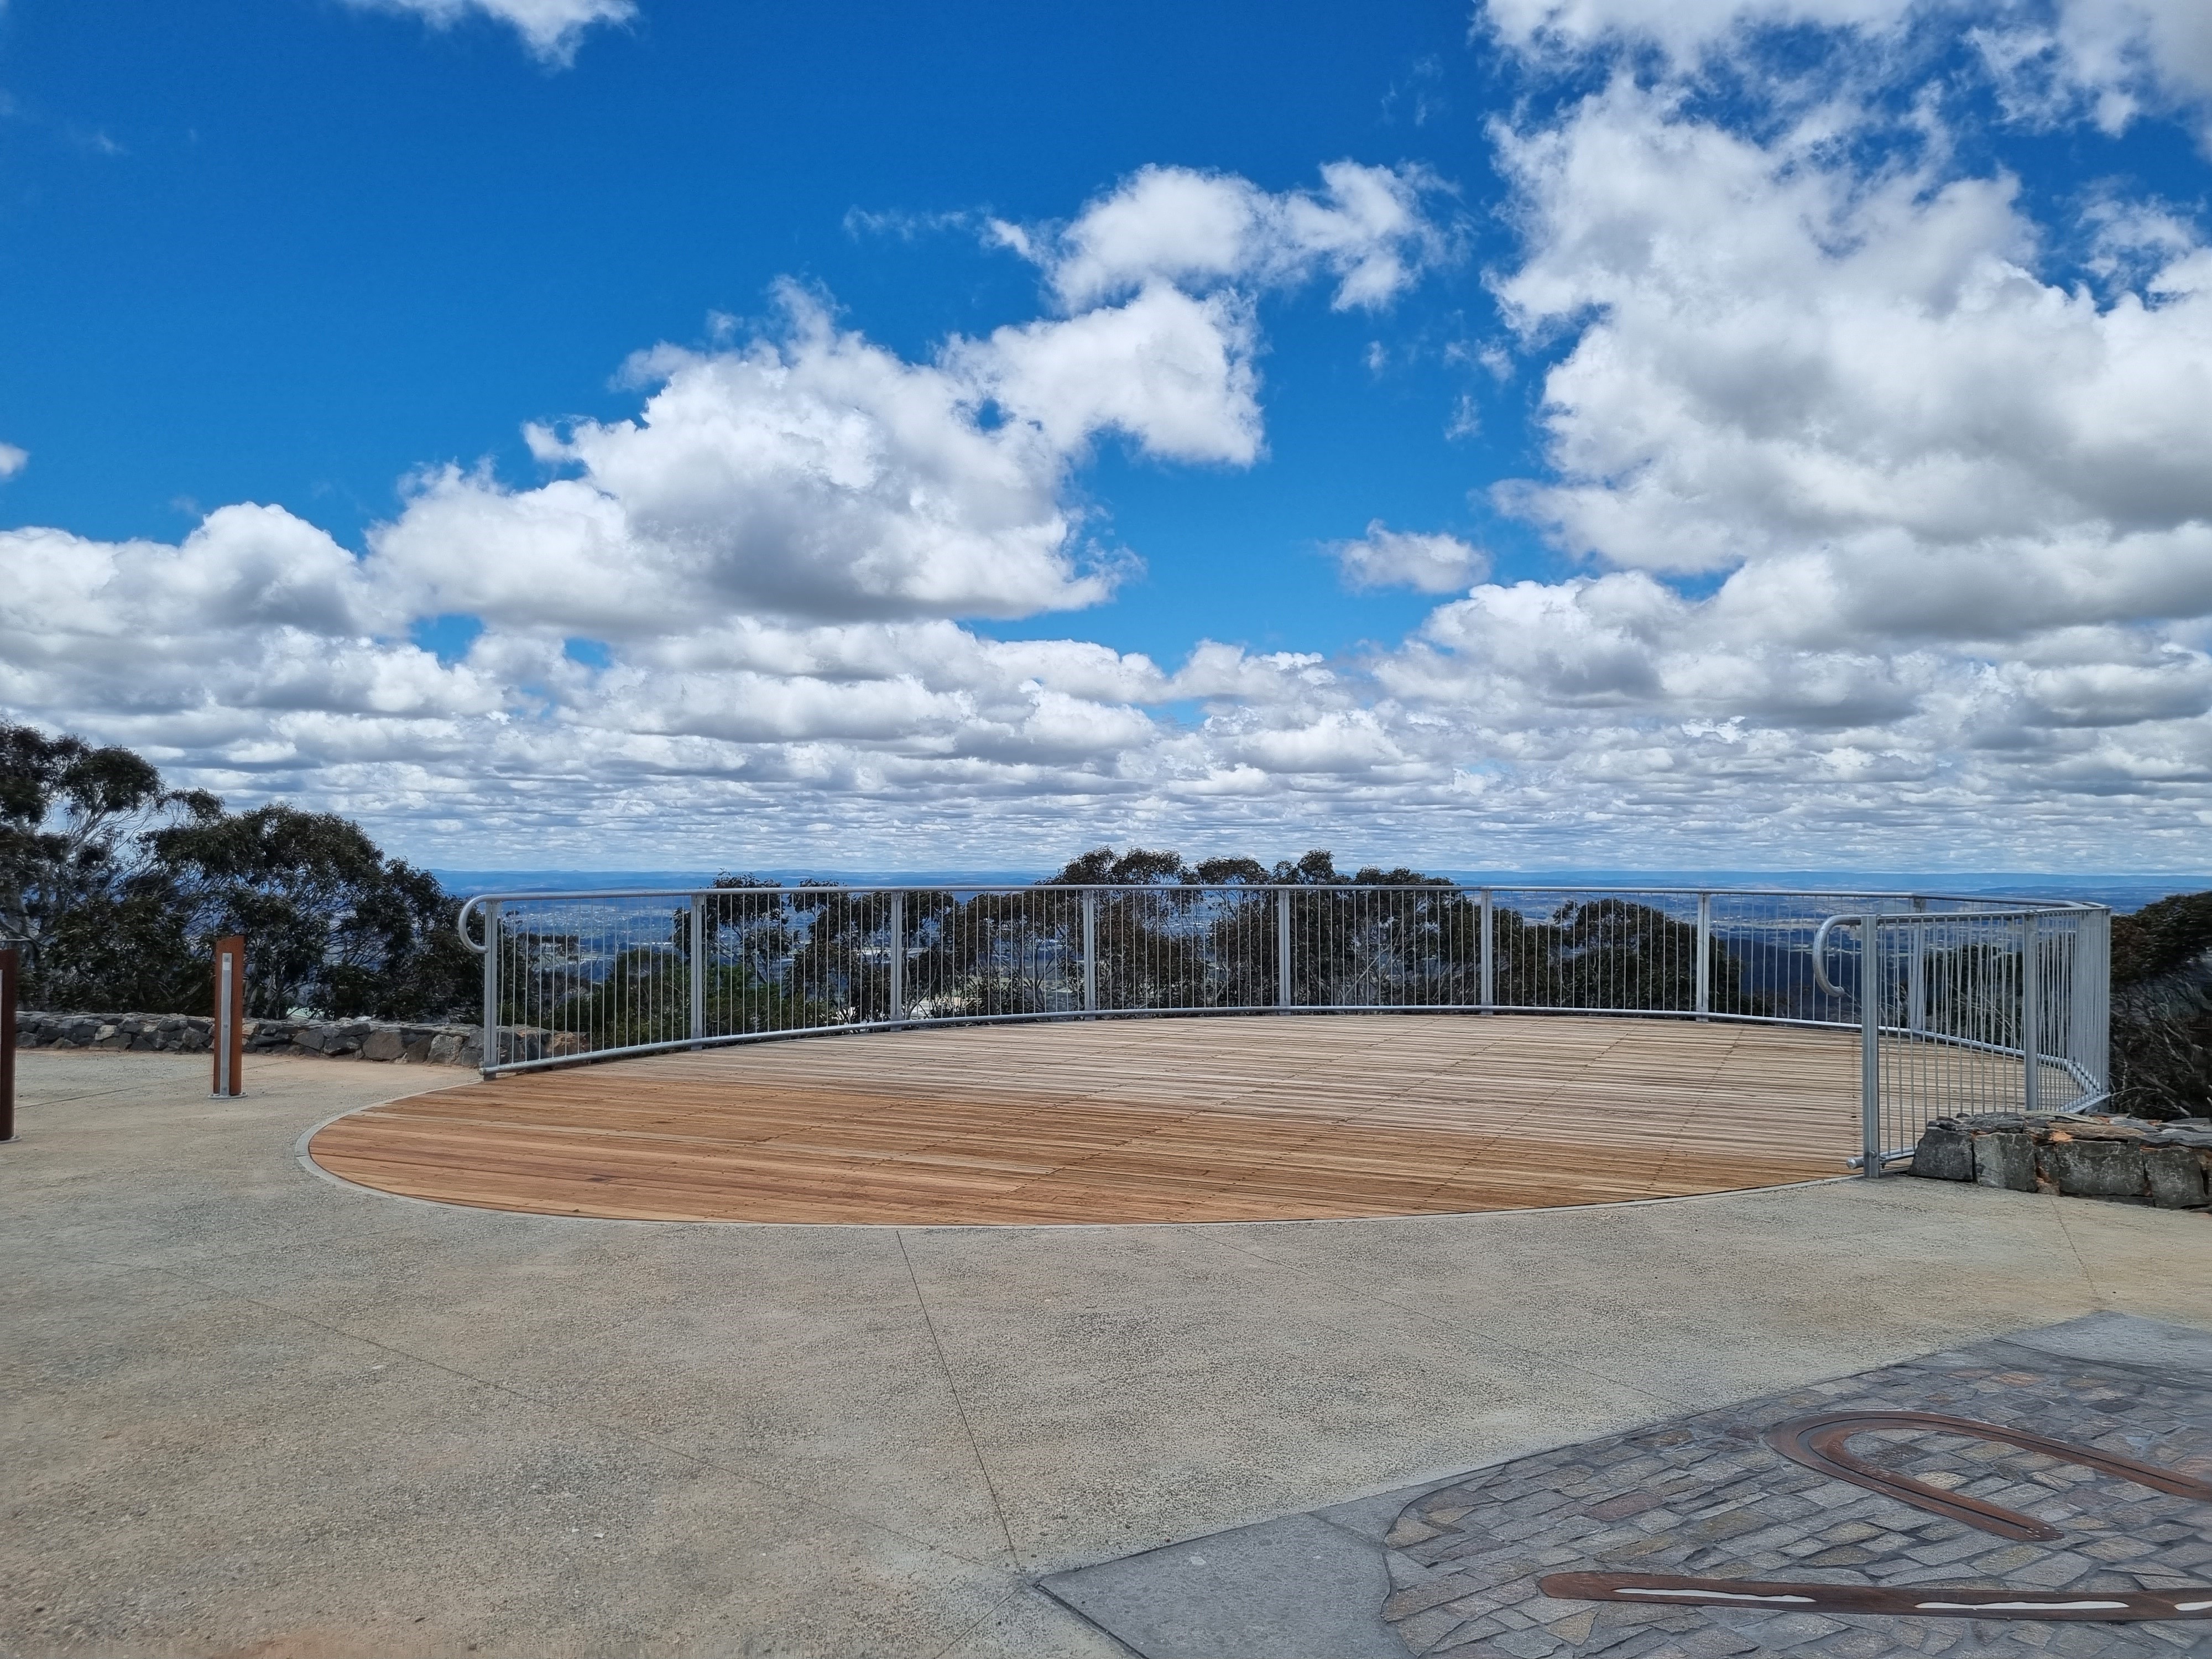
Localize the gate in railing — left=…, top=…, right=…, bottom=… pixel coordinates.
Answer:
left=457, top=884, right=2109, bottom=1177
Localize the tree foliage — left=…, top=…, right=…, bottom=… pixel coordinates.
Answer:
left=1041, top=846, right=1761, bottom=1015
left=2108, top=893, right=2212, bottom=1119
left=0, top=724, right=476, bottom=1019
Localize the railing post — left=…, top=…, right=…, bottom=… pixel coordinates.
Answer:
left=689, top=895, right=708, bottom=1045
left=1694, top=893, right=1712, bottom=1019
left=2022, top=912, right=2041, bottom=1117
left=480, top=898, right=501, bottom=1077
left=1906, top=921, right=1927, bottom=1034
left=1860, top=915, right=1881, bottom=1178
left=1082, top=890, right=1098, bottom=1014
left=2074, top=909, right=2109, bottom=1103
left=1479, top=889, right=1494, bottom=1010
left=1, top=946, right=17, bottom=1143
left=1276, top=888, right=1292, bottom=1010
left=888, top=891, right=905, bottom=1024
left=211, top=934, right=245, bottom=1098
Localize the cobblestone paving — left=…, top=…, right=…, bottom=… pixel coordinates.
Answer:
left=1383, top=1338, right=2212, bottom=1657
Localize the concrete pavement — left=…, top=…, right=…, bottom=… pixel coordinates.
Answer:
left=3, top=1048, right=2209, bottom=1657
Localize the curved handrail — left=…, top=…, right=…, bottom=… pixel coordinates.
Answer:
left=455, top=894, right=491, bottom=955
left=1809, top=913, right=1855, bottom=997
left=449, top=884, right=2113, bottom=1147
left=442, top=881, right=2105, bottom=911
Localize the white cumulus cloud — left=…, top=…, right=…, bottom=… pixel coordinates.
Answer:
left=1013, top=161, right=1455, bottom=314
left=343, top=0, right=634, bottom=66
left=1979, top=1, right=2212, bottom=144
left=1489, top=77, right=2212, bottom=621
left=1329, top=522, right=1489, bottom=593
left=958, top=283, right=1263, bottom=465
left=1480, top=0, right=1917, bottom=61
left=11, top=125, right=2212, bottom=872
left=373, top=286, right=1126, bottom=629
left=1478, top=0, right=2212, bottom=145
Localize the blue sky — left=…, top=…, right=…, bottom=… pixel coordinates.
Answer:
left=5, top=0, right=1515, bottom=659
left=5, top=0, right=2212, bottom=874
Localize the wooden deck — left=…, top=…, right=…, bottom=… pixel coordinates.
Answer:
left=307, top=1014, right=1867, bottom=1224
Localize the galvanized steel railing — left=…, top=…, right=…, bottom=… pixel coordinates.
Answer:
left=455, top=884, right=2109, bottom=1177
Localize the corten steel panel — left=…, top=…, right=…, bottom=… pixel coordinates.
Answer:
left=211, top=935, right=245, bottom=1098
left=1, top=946, right=15, bottom=1141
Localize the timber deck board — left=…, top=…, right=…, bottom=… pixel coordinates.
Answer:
left=304, top=1014, right=1899, bottom=1224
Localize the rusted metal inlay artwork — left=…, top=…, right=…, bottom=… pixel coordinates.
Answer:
left=1538, top=1410, right=2212, bottom=1623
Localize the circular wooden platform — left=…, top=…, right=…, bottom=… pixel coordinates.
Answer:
left=307, top=1014, right=1866, bottom=1225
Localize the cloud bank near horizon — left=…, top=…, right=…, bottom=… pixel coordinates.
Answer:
left=7, top=19, right=2212, bottom=873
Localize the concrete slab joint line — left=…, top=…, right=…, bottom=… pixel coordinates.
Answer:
left=898, top=1228, right=1024, bottom=1573
left=1048, top=1314, right=2212, bottom=1659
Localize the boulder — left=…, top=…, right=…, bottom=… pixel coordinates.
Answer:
left=1910, top=1119, right=1974, bottom=1181
left=1973, top=1130, right=2038, bottom=1192
left=2144, top=1145, right=2210, bottom=1210
left=360, top=1029, right=406, bottom=1062
left=2036, top=1135, right=2145, bottom=1200
left=21, top=1009, right=513, bottom=1072
left=1913, top=1110, right=2212, bottom=1210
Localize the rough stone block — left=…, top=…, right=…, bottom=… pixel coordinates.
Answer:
left=2037, top=1136, right=2145, bottom=1200
left=2143, top=1145, right=2210, bottom=1209
left=427, top=1031, right=465, bottom=1066
left=1910, top=1120, right=1974, bottom=1181
left=360, top=1029, right=406, bottom=1062
left=1972, top=1129, right=2037, bottom=1191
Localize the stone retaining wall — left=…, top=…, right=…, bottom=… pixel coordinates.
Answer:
left=13, top=1011, right=586, bottom=1071
left=1909, top=1110, right=2212, bottom=1209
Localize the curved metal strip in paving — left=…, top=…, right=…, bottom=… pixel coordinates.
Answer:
left=1764, top=1410, right=2212, bottom=1542
left=306, top=1013, right=1865, bottom=1224
left=1533, top=1574, right=2212, bottom=1621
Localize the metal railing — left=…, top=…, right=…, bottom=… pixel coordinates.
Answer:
left=456, top=883, right=2110, bottom=1176
left=1811, top=906, right=2110, bottom=1172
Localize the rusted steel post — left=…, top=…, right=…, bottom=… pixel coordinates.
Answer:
left=1, top=946, right=18, bottom=1142
left=211, top=935, right=246, bottom=1098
